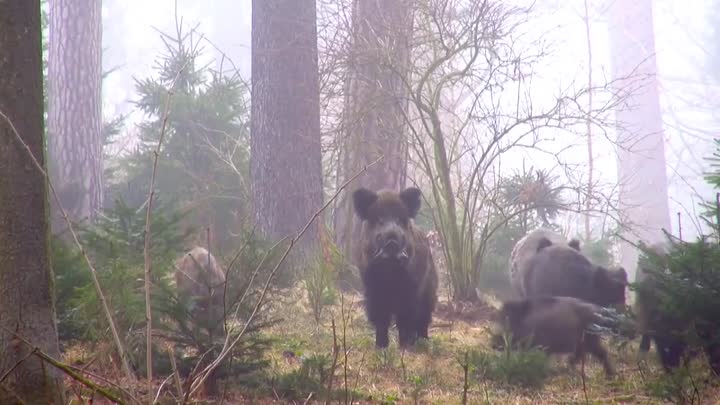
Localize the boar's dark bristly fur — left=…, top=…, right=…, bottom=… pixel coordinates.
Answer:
left=508, top=228, right=581, bottom=298
left=494, top=295, right=616, bottom=377
left=352, top=187, right=439, bottom=349
left=523, top=238, right=628, bottom=309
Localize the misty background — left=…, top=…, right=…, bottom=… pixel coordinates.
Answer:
left=99, top=0, right=717, bottom=275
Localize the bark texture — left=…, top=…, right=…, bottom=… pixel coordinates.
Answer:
left=251, top=0, right=324, bottom=277
left=48, top=0, right=103, bottom=232
left=334, top=0, right=413, bottom=260
left=0, top=1, right=66, bottom=402
left=607, top=0, right=672, bottom=284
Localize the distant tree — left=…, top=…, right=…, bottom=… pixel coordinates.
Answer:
left=607, top=0, right=672, bottom=281
left=333, top=0, right=413, bottom=259
left=108, top=21, right=252, bottom=253
left=48, top=0, right=103, bottom=233
left=0, top=1, right=66, bottom=402
left=499, top=168, right=565, bottom=235
left=251, top=0, right=324, bottom=278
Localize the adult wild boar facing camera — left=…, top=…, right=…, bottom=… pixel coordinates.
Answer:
left=352, top=187, right=438, bottom=349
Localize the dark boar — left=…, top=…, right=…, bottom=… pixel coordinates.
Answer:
left=634, top=242, right=720, bottom=375
left=494, top=295, right=617, bottom=377
left=509, top=228, right=581, bottom=297
left=352, top=187, right=439, bottom=349
left=523, top=238, right=628, bottom=309
left=174, top=246, right=226, bottom=330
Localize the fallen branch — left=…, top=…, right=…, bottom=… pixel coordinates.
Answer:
left=0, top=109, right=135, bottom=383
left=187, top=155, right=384, bottom=398
left=0, top=349, right=36, bottom=384
left=0, top=325, right=126, bottom=404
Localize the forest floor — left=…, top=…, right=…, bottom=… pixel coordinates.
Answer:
left=62, top=285, right=720, bottom=404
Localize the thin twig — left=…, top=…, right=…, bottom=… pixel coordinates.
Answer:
left=580, top=332, right=589, bottom=405
left=168, top=346, right=184, bottom=399
left=677, top=211, right=683, bottom=241
left=0, top=109, right=135, bottom=383
left=142, top=53, right=189, bottom=402
left=341, top=294, right=353, bottom=405
left=460, top=351, right=470, bottom=405
left=325, top=318, right=340, bottom=404
left=221, top=224, right=258, bottom=334
left=0, top=349, right=37, bottom=384
left=187, top=156, right=384, bottom=398
left=583, top=0, right=594, bottom=242
left=153, top=375, right=174, bottom=404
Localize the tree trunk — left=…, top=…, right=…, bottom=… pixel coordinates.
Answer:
left=334, top=0, right=413, bottom=262
left=48, top=0, right=103, bottom=233
left=607, top=0, right=672, bottom=283
left=0, top=1, right=66, bottom=403
left=251, top=0, right=324, bottom=281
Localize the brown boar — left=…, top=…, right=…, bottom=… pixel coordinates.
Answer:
left=494, top=295, right=617, bottom=377
left=352, top=187, right=439, bottom=349
left=523, top=237, right=628, bottom=309
left=174, top=246, right=226, bottom=329
left=508, top=228, right=581, bottom=297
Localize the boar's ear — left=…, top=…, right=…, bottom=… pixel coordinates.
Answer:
left=568, top=239, right=581, bottom=251
left=536, top=237, right=553, bottom=252
left=352, top=188, right=378, bottom=220
left=399, top=187, right=422, bottom=218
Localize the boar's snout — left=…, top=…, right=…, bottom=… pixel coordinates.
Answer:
left=375, top=227, right=409, bottom=262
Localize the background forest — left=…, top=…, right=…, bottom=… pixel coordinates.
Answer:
left=1, top=0, right=720, bottom=403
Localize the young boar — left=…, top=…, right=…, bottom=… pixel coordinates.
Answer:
left=174, top=246, right=226, bottom=330
left=494, top=295, right=617, bottom=377
left=353, top=187, right=439, bottom=349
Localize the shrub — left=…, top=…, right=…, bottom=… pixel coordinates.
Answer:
left=470, top=332, right=550, bottom=389
left=53, top=197, right=281, bottom=386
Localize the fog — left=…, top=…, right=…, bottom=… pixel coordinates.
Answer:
left=5, top=0, right=720, bottom=401
left=37, top=0, right=720, bottom=285
left=100, top=0, right=716, bottom=243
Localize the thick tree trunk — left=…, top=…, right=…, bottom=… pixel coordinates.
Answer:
left=48, top=0, right=103, bottom=233
left=0, top=1, right=66, bottom=403
left=334, top=0, right=413, bottom=261
left=607, top=0, right=672, bottom=284
left=251, top=0, right=324, bottom=280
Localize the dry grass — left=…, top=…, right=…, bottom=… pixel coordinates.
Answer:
left=61, top=284, right=720, bottom=404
